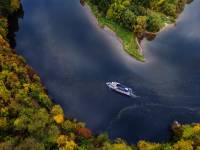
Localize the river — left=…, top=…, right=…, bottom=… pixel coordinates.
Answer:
left=15, top=0, right=200, bottom=143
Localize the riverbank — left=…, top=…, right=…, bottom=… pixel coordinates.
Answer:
left=0, top=2, right=137, bottom=149
left=2, top=0, right=200, bottom=149
left=85, top=1, right=145, bottom=62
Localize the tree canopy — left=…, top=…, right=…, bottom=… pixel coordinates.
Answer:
left=88, top=0, right=189, bottom=36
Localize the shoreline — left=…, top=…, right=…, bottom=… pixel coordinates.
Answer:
left=84, top=3, right=145, bottom=62
left=2, top=0, right=200, bottom=149
left=84, top=4, right=126, bottom=50
left=145, top=23, right=176, bottom=38
left=84, top=3, right=183, bottom=62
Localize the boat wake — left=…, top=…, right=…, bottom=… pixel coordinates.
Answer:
left=107, top=103, right=200, bottom=130
left=130, top=94, right=140, bottom=98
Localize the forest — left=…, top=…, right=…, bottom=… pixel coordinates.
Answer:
left=1, top=0, right=200, bottom=150
left=87, top=0, right=191, bottom=38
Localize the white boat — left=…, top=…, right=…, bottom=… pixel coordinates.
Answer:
left=106, top=82, right=135, bottom=97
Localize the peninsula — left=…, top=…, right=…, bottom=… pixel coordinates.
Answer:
left=84, top=0, right=192, bottom=61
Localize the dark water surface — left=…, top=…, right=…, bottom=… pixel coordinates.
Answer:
left=16, top=0, right=200, bottom=143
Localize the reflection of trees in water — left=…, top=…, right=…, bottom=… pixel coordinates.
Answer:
left=7, top=4, right=24, bottom=48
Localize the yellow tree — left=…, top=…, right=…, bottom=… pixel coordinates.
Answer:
left=137, top=140, right=161, bottom=150
left=173, top=140, right=193, bottom=150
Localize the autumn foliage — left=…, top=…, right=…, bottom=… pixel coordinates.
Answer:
left=76, top=127, right=92, bottom=139
left=1, top=0, right=200, bottom=150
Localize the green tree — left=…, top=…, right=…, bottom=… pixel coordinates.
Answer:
left=134, top=16, right=147, bottom=38
left=0, top=117, right=8, bottom=129
left=14, top=138, right=45, bottom=150
left=161, top=2, right=176, bottom=17
left=147, top=14, right=163, bottom=32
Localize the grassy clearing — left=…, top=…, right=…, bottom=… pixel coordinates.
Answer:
left=86, top=2, right=145, bottom=62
